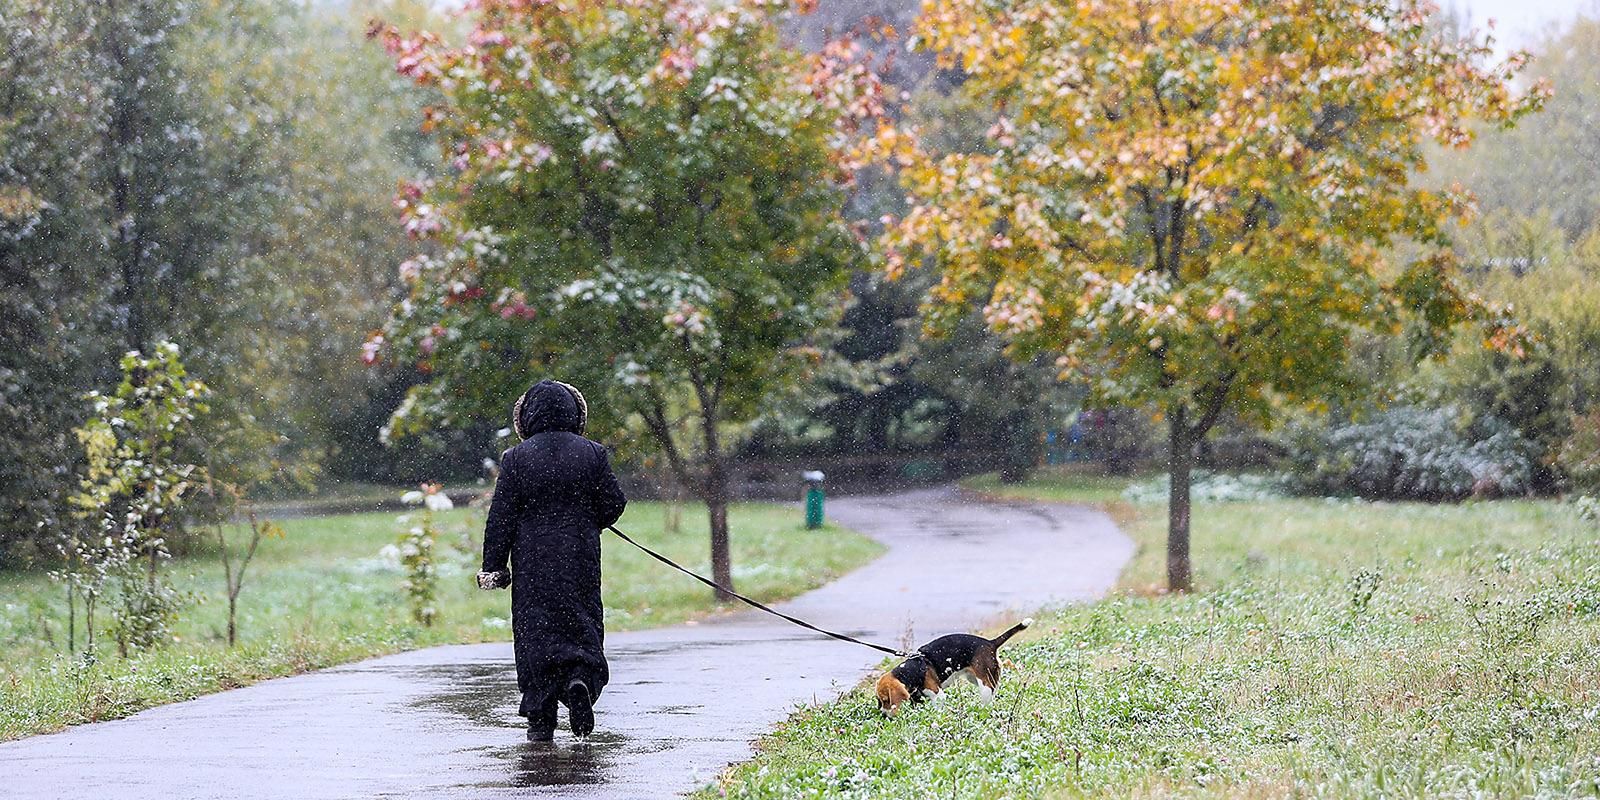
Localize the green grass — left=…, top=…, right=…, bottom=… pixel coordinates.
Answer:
left=0, top=500, right=882, bottom=742
left=706, top=469, right=1600, bottom=798
left=962, top=465, right=1143, bottom=506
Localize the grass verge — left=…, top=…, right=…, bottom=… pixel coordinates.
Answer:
left=705, top=468, right=1600, bottom=798
left=0, top=500, right=882, bottom=742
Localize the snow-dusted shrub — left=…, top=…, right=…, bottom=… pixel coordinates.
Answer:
left=1286, top=406, right=1536, bottom=501
left=396, top=484, right=452, bottom=626
left=1575, top=495, right=1600, bottom=522
left=1122, top=471, right=1287, bottom=504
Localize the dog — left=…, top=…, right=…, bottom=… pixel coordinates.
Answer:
left=874, top=618, right=1032, bottom=716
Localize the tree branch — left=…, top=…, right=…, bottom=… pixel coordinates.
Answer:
left=1186, top=370, right=1237, bottom=441
left=1135, top=185, right=1168, bottom=275
left=638, top=386, right=703, bottom=496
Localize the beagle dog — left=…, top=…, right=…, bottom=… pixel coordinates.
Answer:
left=875, top=619, right=1031, bottom=716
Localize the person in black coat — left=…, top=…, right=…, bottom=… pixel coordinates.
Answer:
left=477, top=379, right=627, bottom=741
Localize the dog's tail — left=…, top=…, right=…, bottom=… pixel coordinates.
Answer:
left=989, top=618, right=1033, bottom=648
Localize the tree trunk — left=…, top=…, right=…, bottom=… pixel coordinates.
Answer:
left=1167, top=407, right=1194, bottom=593
left=84, top=592, right=97, bottom=658
left=705, top=459, right=734, bottom=603
left=67, top=585, right=76, bottom=655
left=227, top=594, right=238, bottom=648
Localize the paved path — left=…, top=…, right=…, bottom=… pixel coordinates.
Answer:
left=0, top=488, right=1131, bottom=799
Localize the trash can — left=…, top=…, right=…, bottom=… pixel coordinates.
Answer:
left=802, top=470, right=825, bottom=529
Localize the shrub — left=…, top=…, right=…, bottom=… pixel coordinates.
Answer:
left=1556, top=409, right=1600, bottom=495
left=1286, top=405, right=1537, bottom=501
left=397, top=484, right=451, bottom=627
left=1121, top=471, right=1287, bottom=504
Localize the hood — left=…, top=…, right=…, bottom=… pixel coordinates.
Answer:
left=512, top=380, right=588, bottom=438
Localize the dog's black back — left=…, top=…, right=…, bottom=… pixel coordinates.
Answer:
left=916, top=633, right=994, bottom=684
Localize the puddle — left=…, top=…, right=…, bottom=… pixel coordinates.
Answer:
left=407, top=663, right=522, bottom=729
left=479, top=731, right=677, bottom=788
left=648, top=704, right=703, bottom=716
left=495, top=737, right=615, bottom=787
left=409, top=664, right=682, bottom=788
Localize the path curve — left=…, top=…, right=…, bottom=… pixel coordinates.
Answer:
left=0, top=487, right=1131, bottom=798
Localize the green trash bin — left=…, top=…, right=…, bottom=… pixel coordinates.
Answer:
left=802, top=470, right=825, bottom=529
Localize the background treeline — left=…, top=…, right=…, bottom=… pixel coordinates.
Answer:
left=0, top=0, right=480, bottom=563
left=6, top=0, right=1600, bottom=566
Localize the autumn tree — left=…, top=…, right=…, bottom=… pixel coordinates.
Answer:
left=874, top=0, right=1546, bottom=590
left=369, top=0, right=882, bottom=599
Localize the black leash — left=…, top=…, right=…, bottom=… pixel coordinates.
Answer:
left=605, top=524, right=914, bottom=659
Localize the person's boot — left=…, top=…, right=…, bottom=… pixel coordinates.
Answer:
left=527, top=696, right=557, bottom=742
left=563, top=680, right=594, bottom=737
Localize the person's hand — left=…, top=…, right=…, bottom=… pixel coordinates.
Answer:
left=477, top=570, right=511, bottom=590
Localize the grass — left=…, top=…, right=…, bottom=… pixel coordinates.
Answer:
left=961, top=465, right=1143, bottom=507
left=705, top=467, right=1600, bottom=799
left=0, top=500, right=883, bottom=742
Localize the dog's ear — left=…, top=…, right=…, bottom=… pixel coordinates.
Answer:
left=875, top=672, right=909, bottom=717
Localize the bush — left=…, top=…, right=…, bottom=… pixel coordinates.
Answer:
left=1556, top=409, right=1600, bottom=495
left=1286, top=406, right=1537, bottom=501
left=1121, top=470, right=1287, bottom=504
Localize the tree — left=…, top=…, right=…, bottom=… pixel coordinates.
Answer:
left=1433, top=15, right=1600, bottom=240
left=873, top=0, right=1545, bottom=590
left=59, top=343, right=209, bottom=656
left=368, top=0, right=882, bottom=599
left=206, top=470, right=284, bottom=646
left=0, top=0, right=455, bottom=561
left=0, top=0, right=117, bottom=565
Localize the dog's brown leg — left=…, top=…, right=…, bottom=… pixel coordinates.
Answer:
left=922, top=662, right=943, bottom=699
left=974, top=647, right=1001, bottom=702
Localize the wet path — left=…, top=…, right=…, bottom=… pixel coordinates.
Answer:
left=0, top=487, right=1131, bottom=798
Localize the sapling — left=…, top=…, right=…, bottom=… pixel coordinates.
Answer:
left=56, top=343, right=209, bottom=657
left=208, top=479, right=283, bottom=647
left=398, top=483, right=452, bottom=626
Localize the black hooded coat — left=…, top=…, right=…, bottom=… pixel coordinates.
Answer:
left=483, top=380, right=627, bottom=718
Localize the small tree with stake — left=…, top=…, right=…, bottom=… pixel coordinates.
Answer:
left=58, top=343, right=209, bottom=655
left=367, top=0, right=884, bottom=600
left=873, top=0, right=1547, bottom=591
left=205, top=478, right=283, bottom=648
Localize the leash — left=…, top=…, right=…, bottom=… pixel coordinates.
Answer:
left=604, top=524, right=914, bottom=659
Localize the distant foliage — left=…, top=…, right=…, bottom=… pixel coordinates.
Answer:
left=1434, top=17, right=1600, bottom=240
left=1557, top=410, right=1600, bottom=496
left=1286, top=406, right=1536, bottom=501
left=1122, top=471, right=1286, bottom=505
left=1575, top=495, right=1600, bottom=522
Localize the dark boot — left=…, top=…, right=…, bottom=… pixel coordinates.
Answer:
left=562, top=680, right=594, bottom=737
left=526, top=694, right=557, bottom=742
